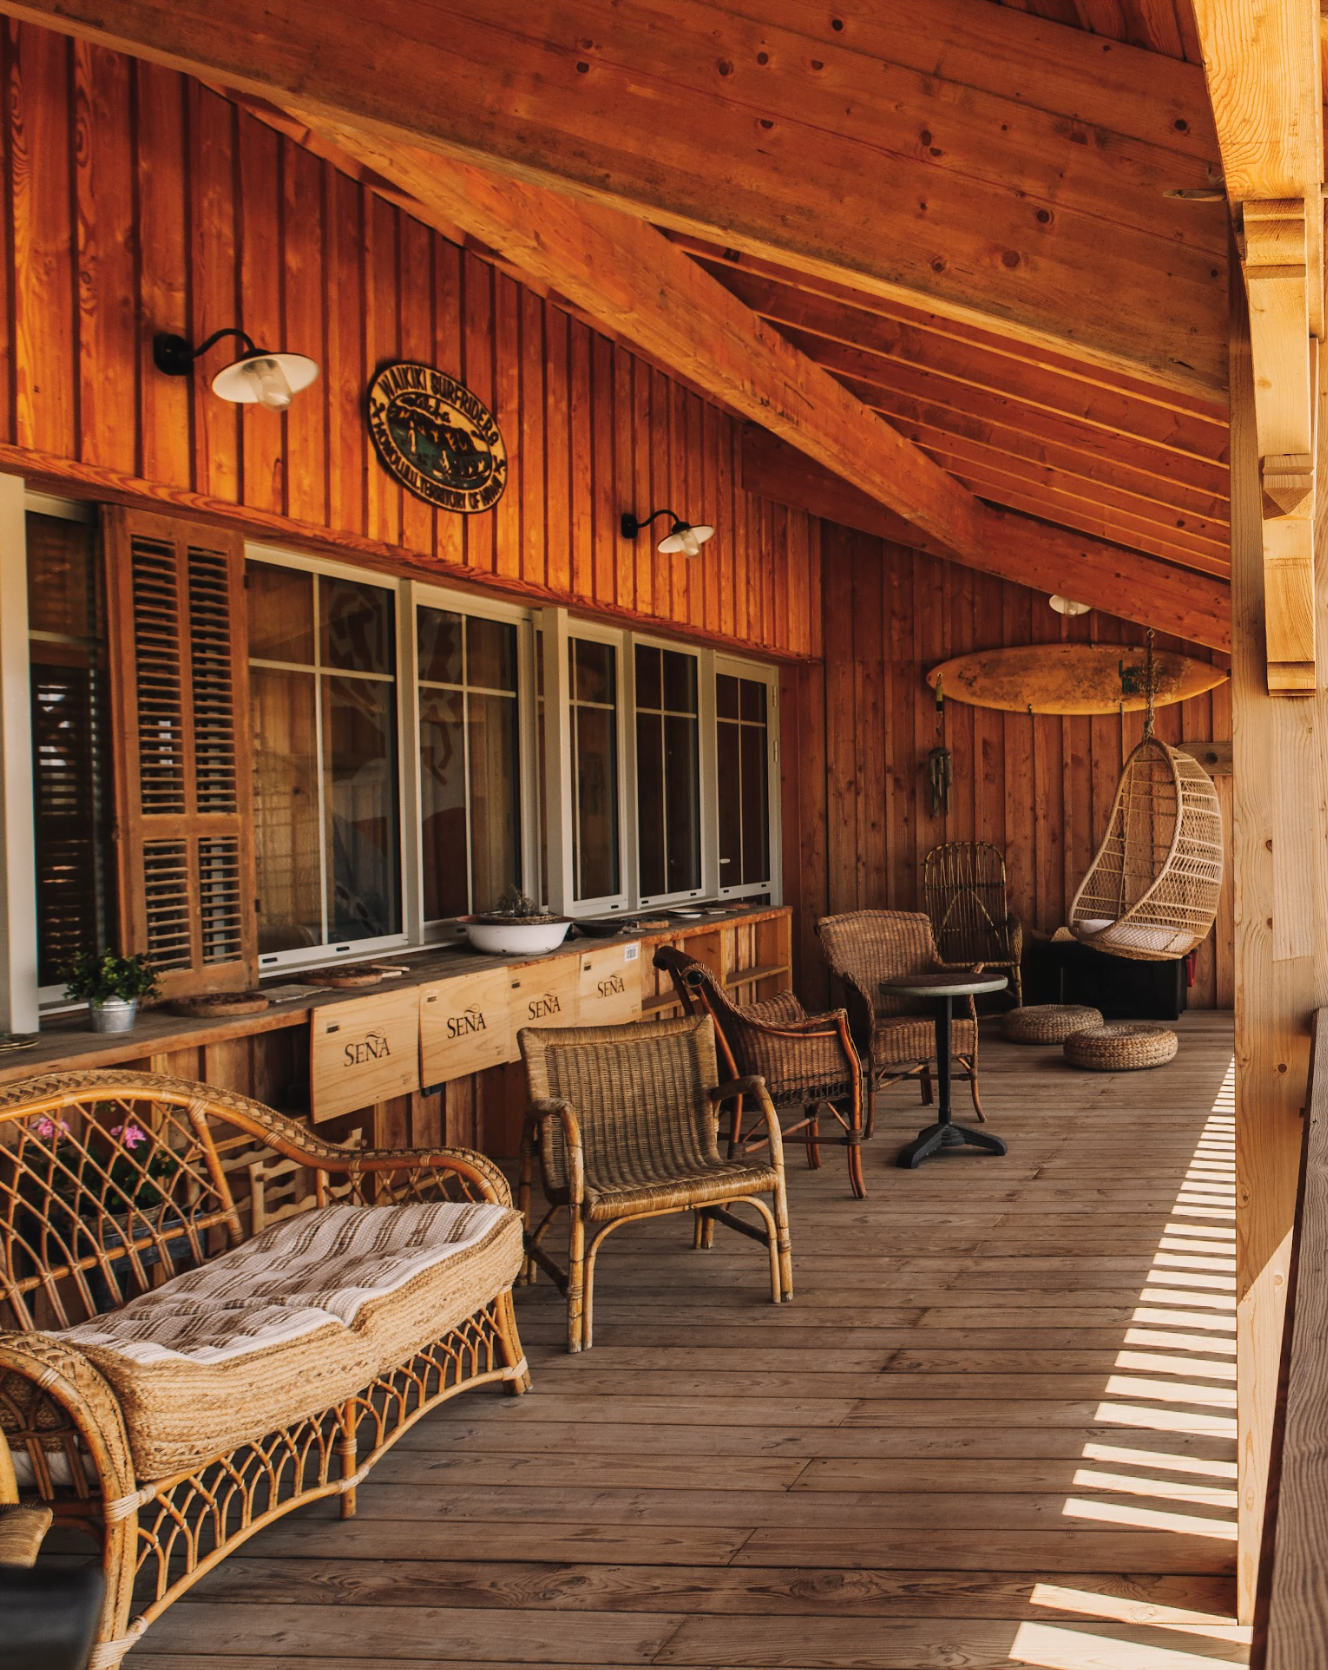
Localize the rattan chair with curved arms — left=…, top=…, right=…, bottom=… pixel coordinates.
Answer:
left=816, top=910, right=985, bottom=1131
left=924, top=841, right=1023, bottom=1006
left=517, top=1014, right=793, bottom=1352
left=652, top=946, right=867, bottom=1199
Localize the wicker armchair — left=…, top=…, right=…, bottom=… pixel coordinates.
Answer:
left=517, top=1015, right=793, bottom=1351
left=652, top=947, right=867, bottom=1199
left=924, top=841, right=1024, bottom=1006
left=816, top=910, right=985, bottom=1128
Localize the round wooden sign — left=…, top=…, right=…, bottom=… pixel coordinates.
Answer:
left=367, top=362, right=508, bottom=514
left=925, top=642, right=1228, bottom=715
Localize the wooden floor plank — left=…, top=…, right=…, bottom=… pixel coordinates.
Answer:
left=137, top=1016, right=1244, bottom=1670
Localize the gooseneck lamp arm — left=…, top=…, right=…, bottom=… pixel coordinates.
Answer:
left=619, top=508, right=679, bottom=541
left=152, top=328, right=260, bottom=378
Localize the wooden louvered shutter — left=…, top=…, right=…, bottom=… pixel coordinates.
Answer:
left=104, top=507, right=256, bottom=997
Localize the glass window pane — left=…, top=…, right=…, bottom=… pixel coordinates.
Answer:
left=27, top=514, right=115, bottom=985
left=251, top=666, right=323, bottom=953
left=574, top=704, right=619, bottom=900
left=320, top=576, right=394, bottom=674
left=572, top=638, right=614, bottom=704
left=740, top=678, right=767, bottom=723
left=324, top=676, right=401, bottom=939
left=419, top=688, right=468, bottom=921
left=417, top=607, right=463, bottom=685
left=467, top=615, right=517, bottom=692
left=740, top=720, right=770, bottom=883
left=662, top=648, right=698, bottom=715
left=468, top=692, right=522, bottom=912
left=636, top=711, right=666, bottom=896
left=634, top=644, right=661, bottom=711
left=716, top=673, right=739, bottom=720
left=248, top=562, right=314, bottom=664
left=664, top=711, right=701, bottom=891
left=716, top=719, right=743, bottom=884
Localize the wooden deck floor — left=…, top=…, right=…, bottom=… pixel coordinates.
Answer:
left=140, top=1012, right=1245, bottom=1670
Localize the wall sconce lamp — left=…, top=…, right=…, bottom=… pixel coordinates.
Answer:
left=620, top=507, right=715, bottom=558
left=1049, top=595, right=1092, bottom=617
left=152, top=328, right=320, bottom=411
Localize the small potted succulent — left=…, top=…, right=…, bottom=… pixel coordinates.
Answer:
left=459, top=886, right=572, bottom=957
left=62, top=949, right=161, bottom=1034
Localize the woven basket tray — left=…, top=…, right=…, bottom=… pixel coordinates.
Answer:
left=169, top=991, right=271, bottom=1019
left=1064, top=1022, right=1178, bottom=1071
left=1001, top=1004, right=1103, bottom=1045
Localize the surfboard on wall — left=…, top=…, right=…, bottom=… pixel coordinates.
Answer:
left=925, top=643, right=1229, bottom=716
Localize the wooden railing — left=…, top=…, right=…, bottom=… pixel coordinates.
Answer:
left=1252, top=1008, right=1328, bottom=1669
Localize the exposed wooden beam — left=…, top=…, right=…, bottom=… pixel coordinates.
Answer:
left=1193, top=0, right=1324, bottom=692
left=2, top=0, right=1229, bottom=396
left=293, top=119, right=1232, bottom=650
left=741, top=428, right=1231, bottom=648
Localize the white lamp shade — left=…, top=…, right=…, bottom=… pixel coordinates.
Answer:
left=658, top=521, right=715, bottom=557
left=1049, top=595, right=1091, bottom=616
left=211, top=351, right=320, bottom=409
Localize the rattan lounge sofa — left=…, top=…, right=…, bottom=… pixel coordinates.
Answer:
left=0, top=1070, right=531, bottom=1667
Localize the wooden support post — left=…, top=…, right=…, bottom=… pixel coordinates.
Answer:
left=1231, top=276, right=1328, bottom=1622
left=1244, top=200, right=1319, bottom=690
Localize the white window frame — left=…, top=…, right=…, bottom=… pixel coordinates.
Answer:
left=628, top=631, right=712, bottom=912
left=410, top=580, right=539, bottom=941
left=246, top=542, right=411, bottom=974
left=712, top=654, right=782, bottom=904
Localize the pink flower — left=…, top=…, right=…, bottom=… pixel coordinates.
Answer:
left=110, top=1123, right=147, bottom=1150
left=29, top=1115, right=70, bottom=1141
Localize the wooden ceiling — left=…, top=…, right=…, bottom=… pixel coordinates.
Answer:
left=3, top=0, right=1237, bottom=645
left=672, top=232, right=1230, bottom=582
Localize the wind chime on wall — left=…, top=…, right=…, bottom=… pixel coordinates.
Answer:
left=926, top=678, right=952, bottom=819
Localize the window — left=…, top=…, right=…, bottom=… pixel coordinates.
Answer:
left=568, top=636, right=622, bottom=903
left=417, top=605, right=522, bottom=919
left=248, top=559, right=402, bottom=958
left=26, top=508, right=116, bottom=987
left=634, top=643, right=701, bottom=901
left=716, top=669, right=772, bottom=894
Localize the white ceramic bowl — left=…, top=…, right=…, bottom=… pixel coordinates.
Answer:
left=458, top=916, right=572, bottom=956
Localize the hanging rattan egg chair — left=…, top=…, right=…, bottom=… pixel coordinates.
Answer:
left=1068, top=634, right=1224, bottom=962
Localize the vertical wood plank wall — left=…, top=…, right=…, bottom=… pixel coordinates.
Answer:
left=0, top=22, right=820, bottom=661
left=783, top=524, right=1234, bottom=1010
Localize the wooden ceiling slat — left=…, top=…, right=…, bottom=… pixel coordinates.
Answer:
left=673, top=234, right=1229, bottom=422
left=779, top=331, right=1231, bottom=489
left=710, top=268, right=1230, bottom=461
left=894, top=415, right=1230, bottom=541
left=923, top=447, right=1230, bottom=573
left=3, top=0, right=1230, bottom=396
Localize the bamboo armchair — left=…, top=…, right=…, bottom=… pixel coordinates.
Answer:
left=517, top=1015, right=793, bottom=1351
left=0, top=1070, right=529, bottom=1666
left=923, top=841, right=1024, bottom=1006
left=652, top=946, right=867, bottom=1199
left=816, top=910, right=985, bottom=1128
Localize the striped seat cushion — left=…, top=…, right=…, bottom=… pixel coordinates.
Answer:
left=53, top=1201, right=522, bottom=1480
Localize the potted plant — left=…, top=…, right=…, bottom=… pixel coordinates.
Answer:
left=62, top=949, right=161, bottom=1034
left=459, top=886, right=572, bottom=956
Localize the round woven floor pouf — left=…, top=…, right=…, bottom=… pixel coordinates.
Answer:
left=1063, top=1022, right=1179, bottom=1071
left=1001, top=1004, right=1104, bottom=1045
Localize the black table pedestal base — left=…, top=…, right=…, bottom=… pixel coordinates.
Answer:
left=888, top=987, right=1008, bottom=1170
left=897, top=1119, right=1008, bottom=1169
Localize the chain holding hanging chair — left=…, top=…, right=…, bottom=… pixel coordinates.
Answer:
left=1069, top=632, right=1224, bottom=962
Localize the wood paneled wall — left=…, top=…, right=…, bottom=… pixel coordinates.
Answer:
left=783, top=524, right=1234, bottom=1010
left=0, top=21, right=820, bottom=659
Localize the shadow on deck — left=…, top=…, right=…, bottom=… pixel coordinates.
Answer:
left=139, top=1011, right=1245, bottom=1670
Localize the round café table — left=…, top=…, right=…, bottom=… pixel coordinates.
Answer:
left=880, top=971, right=1010, bottom=1169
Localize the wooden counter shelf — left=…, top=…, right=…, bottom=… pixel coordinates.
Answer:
left=9, top=906, right=792, bottom=1161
